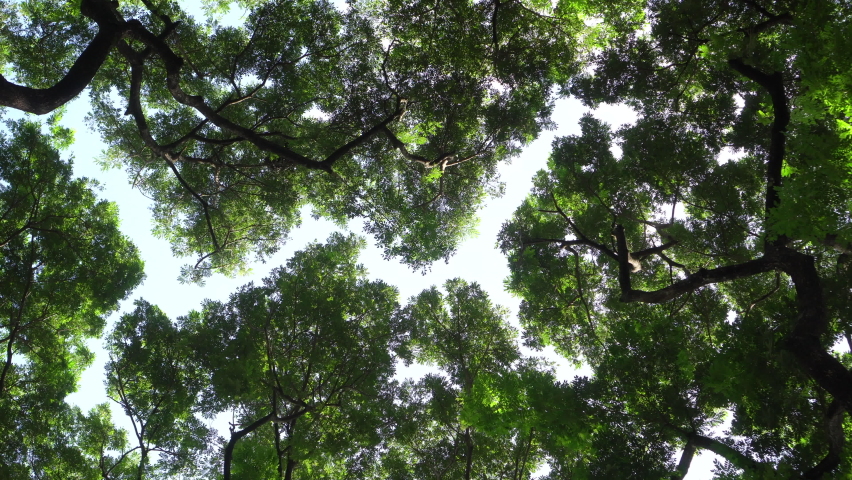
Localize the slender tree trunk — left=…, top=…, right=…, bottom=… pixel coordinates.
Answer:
left=274, top=422, right=285, bottom=479
left=463, top=427, right=474, bottom=480
left=284, top=449, right=296, bottom=480
left=671, top=438, right=695, bottom=480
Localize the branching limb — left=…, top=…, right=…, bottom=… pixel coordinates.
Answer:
left=658, top=251, right=689, bottom=272
left=321, top=99, right=408, bottom=168
left=123, top=21, right=408, bottom=174
left=412, top=175, right=445, bottom=209
left=223, top=412, right=275, bottom=480
left=632, top=240, right=680, bottom=262
left=613, top=222, right=776, bottom=302
left=120, top=24, right=312, bottom=171
left=744, top=13, right=793, bottom=36
left=0, top=0, right=124, bottom=114
left=727, top=59, right=789, bottom=234
left=521, top=238, right=591, bottom=250
left=687, top=433, right=767, bottom=474
left=544, top=192, right=619, bottom=260
left=380, top=125, right=453, bottom=168
left=124, top=61, right=221, bottom=255
left=224, top=409, right=308, bottom=480
left=742, top=272, right=781, bottom=318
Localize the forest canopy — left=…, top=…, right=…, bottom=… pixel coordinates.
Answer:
left=2, top=0, right=852, bottom=479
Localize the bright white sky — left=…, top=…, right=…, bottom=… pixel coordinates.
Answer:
left=37, top=1, right=723, bottom=477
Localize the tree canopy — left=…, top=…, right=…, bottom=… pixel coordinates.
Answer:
left=0, top=0, right=599, bottom=280
left=2, top=0, right=852, bottom=478
left=0, top=118, right=143, bottom=478
left=500, top=0, right=852, bottom=476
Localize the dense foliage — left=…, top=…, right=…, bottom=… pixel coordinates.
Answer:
left=0, top=0, right=596, bottom=280
left=0, top=119, right=143, bottom=477
left=2, top=0, right=852, bottom=478
left=499, top=0, right=852, bottom=477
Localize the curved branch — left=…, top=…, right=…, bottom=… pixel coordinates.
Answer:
left=728, top=59, right=790, bottom=229
left=123, top=22, right=407, bottom=173
left=0, top=0, right=123, bottom=114
left=611, top=223, right=777, bottom=303
left=224, top=412, right=274, bottom=480
left=380, top=125, right=448, bottom=167
left=687, top=433, right=767, bottom=474
left=742, top=271, right=781, bottom=318
left=632, top=240, right=680, bottom=261
left=321, top=102, right=408, bottom=167
left=124, top=60, right=221, bottom=254
left=223, top=408, right=309, bottom=480
left=545, top=191, right=619, bottom=260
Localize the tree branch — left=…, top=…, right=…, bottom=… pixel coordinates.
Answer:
left=687, top=433, right=767, bottom=474
left=124, top=61, right=221, bottom=254
left=223, top=412, right=274, bottom=480
left=727, top=59, right=789, bottom=237
left=123, top=22, right=407, bottom=174
left=0, top=0, right=123, bottom=114
left=380, top=124, right=452, bottom=168
left=632, top=240, right=680, bottom=261
left=671, top=437, right=695, bottom=480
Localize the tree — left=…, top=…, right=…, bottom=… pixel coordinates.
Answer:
left=500, top=0, right=852, bottom=477
left=105, top=300, right=215, bottom=479
left=378, top=279, right=548, bottom=480
left=103, top=234, right=405, bottom=479
left=6, top=0, right=852, bottom=478
left=0, top=0, right=599, bottom=280
left=0, top=119, right=144, bottom=477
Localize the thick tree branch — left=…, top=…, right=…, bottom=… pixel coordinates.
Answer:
left=726, top=43, right=852, bottom=424
left=728, top=59, right=790, bottom=233
left=776, top=247, right=852, bottom=412
left=746, top=13, right=793, bottom=36
left=671, top=438, right=695, bottom=480
left=687, top=433, right=767, bottom=474
left=463, top=427, right=474, bottom=480
left=223, top=409, right=307, bottom=480
left=619, top=258, right=775, bottom=303
left=0, top=0, right=123, bottom=114
left=223, top=412, right=274, bottom=480
left=613, top=223, right=775, bottom=303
